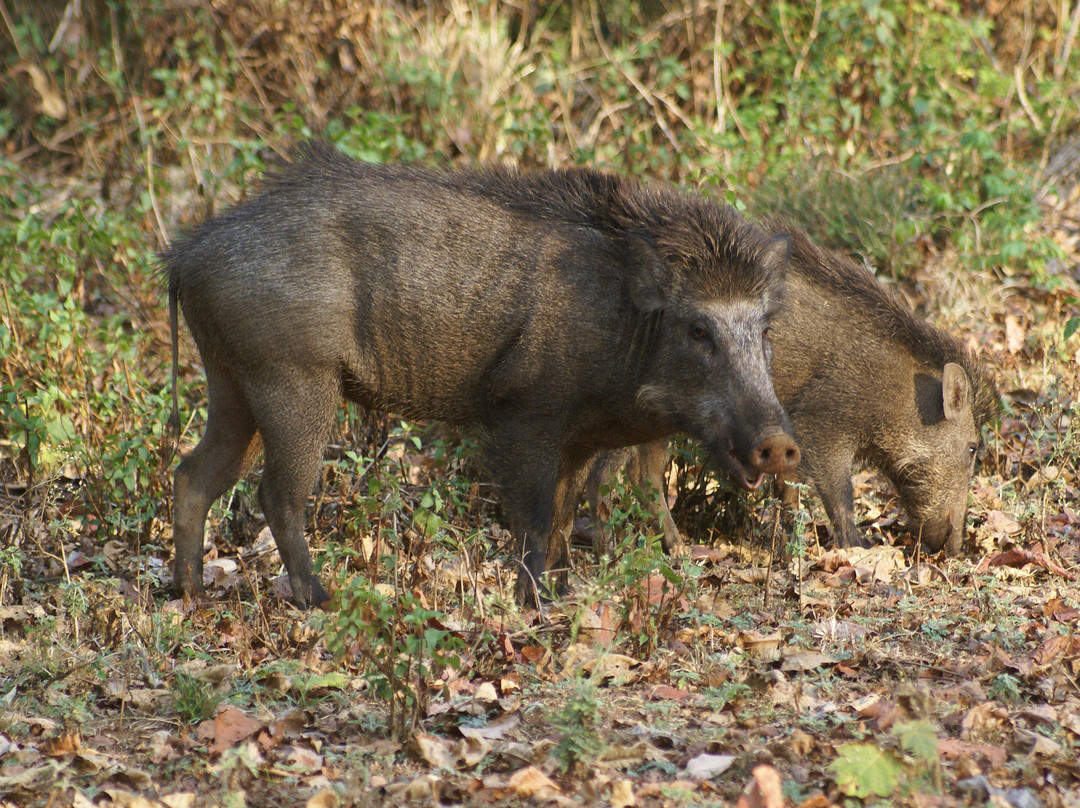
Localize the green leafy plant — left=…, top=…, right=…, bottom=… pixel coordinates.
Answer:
left=829, top=719, right=941, bottom=799
left=324, top=569, right=465, bottom=741
left=171, top=671, right=224, bottom=726
left=588, top=474, right=697, bottom=658
left=550, top=675, right=605, bottom=774
left=988, top=673, right=1024, bottom=704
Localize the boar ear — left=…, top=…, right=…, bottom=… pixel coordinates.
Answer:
left=942, top=362, right=971, bottom=422
left=760, top=233, right=791, bottom=275
left=625, top=236, right=669, bottom=314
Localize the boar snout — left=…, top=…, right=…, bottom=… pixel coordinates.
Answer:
left=750, top=431, right=800, bottom=476
left=719, top=429, right=800, bottom=491
left=913, top=503, right=967, bottom=556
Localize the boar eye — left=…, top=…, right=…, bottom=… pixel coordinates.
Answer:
left=690, top=324, right=710, bottom=342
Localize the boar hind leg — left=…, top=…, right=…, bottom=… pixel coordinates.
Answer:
left=173, top=369, right=259, bottom=598
left=250, top=379, right=337, bottom=609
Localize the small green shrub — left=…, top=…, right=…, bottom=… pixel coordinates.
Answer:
left=324, top=568, right=465, bottom=741
left=550, top=676, right=604, bottom=773
left=171, top=671, right=223, bottom=726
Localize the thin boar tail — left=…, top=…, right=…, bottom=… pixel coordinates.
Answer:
left=167, top=277, right=181, bottom=448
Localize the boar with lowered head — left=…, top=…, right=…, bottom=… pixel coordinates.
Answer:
left=164, top=142, right=799, bottom=607
left=591, top=220, right=997, bottom=556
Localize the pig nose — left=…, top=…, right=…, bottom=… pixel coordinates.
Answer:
left=749, top=432, right=800, bottom=475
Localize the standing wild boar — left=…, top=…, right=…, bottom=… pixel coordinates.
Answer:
left=591, top=220, right=997, bottom=556
left=164, top=142, right=800, bottom=607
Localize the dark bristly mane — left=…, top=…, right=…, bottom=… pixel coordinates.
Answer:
left=267, top=142, right=783, bottom=303
left=764, top=216, right=998, bottom=427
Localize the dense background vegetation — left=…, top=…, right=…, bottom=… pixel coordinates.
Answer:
left=1, top=1, right=1078, bottom=806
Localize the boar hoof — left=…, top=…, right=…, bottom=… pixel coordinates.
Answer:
left=291, top=578, right=331, bottom=610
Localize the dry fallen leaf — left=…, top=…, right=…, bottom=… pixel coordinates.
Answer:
left=732, top=567, right=769, bottom=584
left=737, top=630, right=782, bottom=661
left=685, top=752, right=735, bottom=779
left=42, top=729, right=82, bottom=757
left=198, top=706, right=264, bottom=755
left=1005, top=314, right=1026, bottom=354
left=459, top=712, right=521, bottom=741
left=160, top=794, right=198, bottom=808
left=780, top=651, right=838, bottom=673
left=410, top=733, right=454, bottom=769
left=305, top=788, right=338, bottom=808
left=456, top=735, right=491, bottom=769
left=735, top=765, right=785, bottom=808
left=975, top=548, right=1076, bottom=581
left=508, top=766, right=560, bottom=799
left=610, top=778, right=635, bottom=808
left=22, top=63, right=67, bottom=118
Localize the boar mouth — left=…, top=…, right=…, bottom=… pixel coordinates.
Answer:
left=711, top=444, right=765, bottom=491
left=727, top=452, right=765, bottom=491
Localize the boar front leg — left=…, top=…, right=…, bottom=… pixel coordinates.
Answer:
left=629, top=439, right=683, bottom=554
left=487, top=420, right=576, bottom=606
left=545, top=448, right=594, bottom=588
left=799, top=448, right=871, bottom=550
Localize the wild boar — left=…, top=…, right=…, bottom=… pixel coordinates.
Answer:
left=164, top=142, right=799, bottom=607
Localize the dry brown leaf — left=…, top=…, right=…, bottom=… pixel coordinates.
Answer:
left=780, top=651, right=837, bottom=673
left=685, top=752, right=735, bottom=779
left=597, top=741, right=650, bottom=767
left=689, top=545, right=731, bottom=563
left=42, top=730, right=82, bottom=757
left=695, top=591, right=735, bottom=619
left=456, top=735, right=491, bottom=769
left=410, top=733, right=454, bottom=769
left=977, top=510, right=1023, bottom=540
left=610, top=778, right=635, bottom=808
left=976, top=548, right=1076, bottom=581
left=1005, top=314, right=1026, bottom=354
left=647, top=685, right=692, bottom=702
left=284, top=745, right=323, bottom=772
left=199, top=706, right=264, bottom=755
left=735, top=765, right=784, bottom=808
left=508, top=765, right=560, bottom=798
left=811, top=618, right=871, bottom=642
left=786, top=729, right=815, bottom=757
left=23, top=64, right=67, bottom=118
left=160, top=794, right=197, bottom=808
left=1015, top=728, right=1063, bottom=757
left=305, top=788, right=339, bottom=808
left=736, top=630, right=782, bottom=661
left=72, top=791, right=96, bottom=808
left=644, top=573, right=688, bottom=608
left=573, top=601, right=615, bottom=647
left=398, top=773, right=442, bottom=801
left=459, top=712, right=521, bottom=741
left=847, top=545, right=905, bottom=583
left=937, top=738, right=1007, bottom=768
left=732, top=567, right=769, bottom=583
left=960, top=702, right=1009, bottom=742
